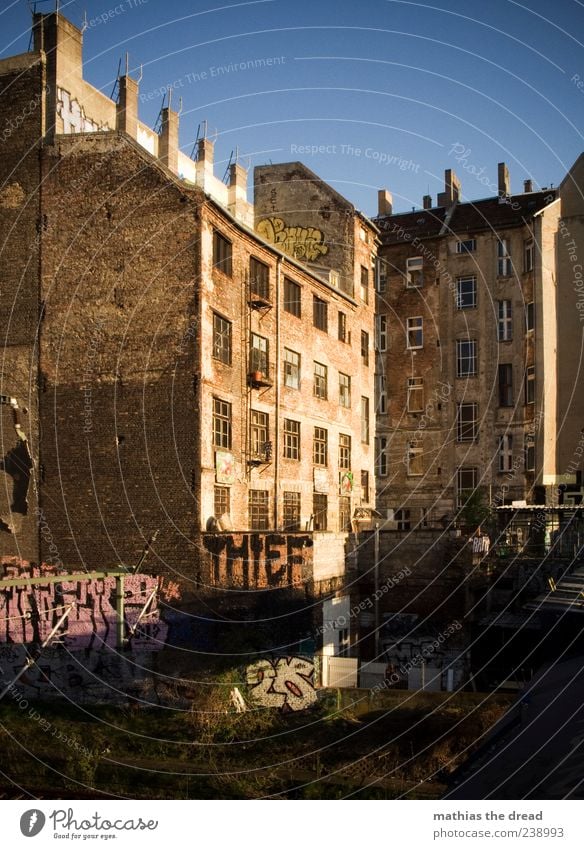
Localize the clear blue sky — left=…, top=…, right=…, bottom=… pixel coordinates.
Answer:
left=1, top=0, right=583, bottom=215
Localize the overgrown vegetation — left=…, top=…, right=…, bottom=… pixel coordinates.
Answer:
left=0, top=686, right=513, bottom=799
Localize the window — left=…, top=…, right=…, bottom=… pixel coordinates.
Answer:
left=498, top=434, right=513, bottom=472
left=375, top=314, right=388, bottom=352
left=360, top=265, right=369, bottom=303
left=361, top=330, right=370, bottom=365
left=339, top=496, right=351, bottom=533
left=376, top=257, right=388, bottom=293
left=406, top=256, right=423, bottom=287
left=338, top=433, right=351, bottom=471
left=337, top=627, right=350, bottom=657
left=407, top=316, right=423, bottom=349
left=283, top=491, right=301, bottom=531
left=361, top=397, right=370, bottom=444
left=498, top=364, right=513, bottom=407
left=375, top=436, right=388, bottom=477
left=313, top=295, right=328, bottom=331
left=212, top=312, right=232, bottom=364
left=497, top=238, right=511, bottom=276
left=250, top=410, right=269, bottom=456
left=407, top=377, right=424, bottom=412
left=456, top=276, right=477, bottom=309
left=457, top=403, right=478, bottom=442
left=313, top=427, right=328, bottom=466
left=525, top=365, right=535, bottom=404
left=395, top=509, right=411, bottom=531
left=524, top=239, right=534, bottom=272
left=525, top=435, right=535, bottom=471
left=249, top=257, right=269, bottom=300
left=313, top=362, right=328, bottom=399
left=249, top=490, right=269, bottom=530
left=312, top=493, right=328, bottom=531
left=361, top=470, right=370, bottom=503
left=498, top=300, right=512, bottom=341
left=284, top=277, right=301, bottom=317
left=407, top=440, right=423, bottom=476
left=339, top=372, right=351, bottom=408
left=250, top=333, right=268, bottom=376
left=213, top=230, right=232, bottom=276
left=283, top=418, right=300, bottom=460
left=456, top=238, right=476, bottom=254
left=375, top=373, right=387, bottom=414
left=214, top=486, right=230, bottom=519
left=457, top=467, right=478, bottom=507
left=283, top=348, right=300, bottom=389
left=526, top=301, right=534, bottom=333
left=456, top=339, right=477, bottom=376
left=338, top=311, right=347, bottom=343
left=213, top=398, right=232, bottom=449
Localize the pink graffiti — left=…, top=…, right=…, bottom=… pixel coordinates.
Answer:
left=0, top=559, right=167, bottom=650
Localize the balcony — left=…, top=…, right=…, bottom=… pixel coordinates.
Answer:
left=248, top=358, right=274, bottom=389
left=248, top=278, right=271, bottom=310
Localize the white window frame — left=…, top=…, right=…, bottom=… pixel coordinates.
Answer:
left=497, top=238, right=512, bottom=276
left=526, top=301, right=534, bottom=333
left=407, top=316, right=423, bottom=349
left=456, top=275, right=477, bottom=309
left=375, top=314, right=388, bottom=352
left=525, top=365, right=535, bottom=404
left=497, top=299, right=512, bottom=341
left=407, top=377, right=424, bottom=412
left=406, top=256, right=423, bottom=288
left=456, top=238, right=476, bottom=254
left=375, top=436, right=389, bottom=477
left=498, top=434, right=513, bottom=472
left=457, top=403, right=479, bottom=442
left=456, top=339, right=477, bottom=377
left=524, top=238, right=534, bottom=273
left=375, top=373, right=387, bottom=414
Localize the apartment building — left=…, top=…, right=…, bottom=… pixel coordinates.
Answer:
left=0, top=11, right=376, bottom=606
left=374, top=160, right=584, bottom=526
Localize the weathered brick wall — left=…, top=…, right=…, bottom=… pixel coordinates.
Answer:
left=0, top=55, right=45, bottom=561
left=39, top=134, right=202, bottom=576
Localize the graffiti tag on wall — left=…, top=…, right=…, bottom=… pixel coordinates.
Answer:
left=257, top=217, right=328, bottom=261
left=57, top=88, right=108, bottom=135
left=0, top=561, right=168, bottom=651
left=246, top=656, right=316, bottom=711
left=203, top=533, right=313, bottom=588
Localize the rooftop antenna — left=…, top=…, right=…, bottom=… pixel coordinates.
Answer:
left=110, top=57, right=122, bottom=100
left=81, top=10, right=88, bottom=33
left=125, top=51, right=129, bottom=77
left=191, top=120, right=208, bottom=160
left=177, top=96, right=183, bottom=117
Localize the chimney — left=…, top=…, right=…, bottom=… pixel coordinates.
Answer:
left=116, top=75, right=138, bottom=138
left=524, top=178, right=533, bottom=193
left=437, top=169, right=461, bottom=208
left=498, top=162, right=511, bottom=197
left=228, top=162, right=250, bottom=221
left=33, top=12, right=84, bottom=140
left=423, top=194, right=432, bottom=210
left=159, top=106, right=179, bottom=173
left=378, top=189, right=393, bottom=216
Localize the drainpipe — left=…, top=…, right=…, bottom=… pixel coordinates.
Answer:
left=274, top=257, right=282, bottom=529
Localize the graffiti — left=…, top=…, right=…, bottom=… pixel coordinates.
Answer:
left=57, top=88, right=107, bottom=135
left=0, top=397, right=33, bottom=532
left=203, top=533, right=312, bottom=588
left=246, top=656, right=316, bottom=711
left=257, top=216, right=328, bottom=261
left=0, top=561, right=168, bottom=650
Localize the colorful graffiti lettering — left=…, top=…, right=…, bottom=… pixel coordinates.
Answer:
left=246, top=656, right=316, bottom=712
left=203, top=533, right=312, bottom=588
left=0, top=560, right=168, bottom=650
left=257, top=217, right=328, bottom=261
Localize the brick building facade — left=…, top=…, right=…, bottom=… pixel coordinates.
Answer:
left=373, top=162, right=583, bottom=526
left=0, top=12, right=377, bottom=606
